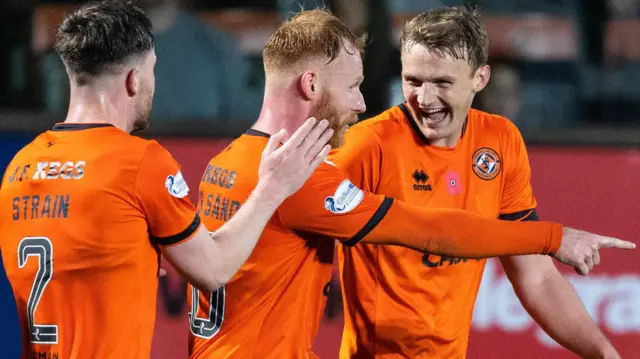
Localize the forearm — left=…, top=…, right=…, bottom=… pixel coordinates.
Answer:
left=208, top=182, right=284, bottom=284
left=514, top=274, right=615, bottom=358
left=365, top=200, right=563, bottom=257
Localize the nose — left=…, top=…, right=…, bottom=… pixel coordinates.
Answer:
left=417, top=83, right=437, bottom=107
left=354, top=91, right=366, bottom=114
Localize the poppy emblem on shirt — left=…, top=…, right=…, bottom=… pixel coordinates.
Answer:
left=471, top=147, right=501, bottom=180
left=445, top=171, right=463, bottom=195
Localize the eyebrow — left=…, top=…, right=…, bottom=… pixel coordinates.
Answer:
left=351, top=76, right=364, bottom=86
left=402, top=73, right=456, bottom=83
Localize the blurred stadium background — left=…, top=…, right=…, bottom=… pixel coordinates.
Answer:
left=0, top=1, right=638, bottom=358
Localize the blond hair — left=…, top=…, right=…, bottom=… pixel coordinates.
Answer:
left=400, top=6, right=488, bottom=73
left=263, top=8, right=366, bottom=72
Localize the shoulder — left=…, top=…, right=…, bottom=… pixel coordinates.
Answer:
left=124, top=137, right=178, bottom=166
left=208, top=134, right=264, bottom=169
left=9, top=131, right=55, bottom=160
left=8, top=141, right=38, bottom=163
left=121, top=138, right=182, bottom=192
left=288, top=161, right=345, bottom=195
left=468, top=108, right=524, bottom=142
left=140, top=139, right=172, bottom=158
left=469, top=108, right=517, bottom=132
left=281, top=160, right=360, bottom=215
left=200, top=134, right=263, bottom=191
left=343, top=106, right=417, bottom=156
left=350, top=106, right=411, bottom=141
left=90, top=130, right=163, bottom=164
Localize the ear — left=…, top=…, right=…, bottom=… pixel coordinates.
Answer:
left=299, top=71, right=319, bottom=101
left=472, top=65, right=491, bottom=93
left=125, top=68, right=139, bottom=97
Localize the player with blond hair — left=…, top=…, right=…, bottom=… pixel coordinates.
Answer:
left=330, top=6, right=625, bottom=359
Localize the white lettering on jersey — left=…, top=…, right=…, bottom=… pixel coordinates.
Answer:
left=32, top=161, right=85, bottom=180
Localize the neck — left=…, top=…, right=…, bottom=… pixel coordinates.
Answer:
left=252, top=79, right=310, bottom=138
left=428, top=122, right=465, bottom=148
left=64, top=85, right=132, bottom=133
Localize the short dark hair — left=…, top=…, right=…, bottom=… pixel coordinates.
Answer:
left=400, top=6, right=488, bottom=73
left=54, top=0, right=154, bottom=82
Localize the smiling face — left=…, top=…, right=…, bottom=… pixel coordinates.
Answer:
left=398, top=7, right=491, bottom=147
left=401, top=43, right=489, bottom=147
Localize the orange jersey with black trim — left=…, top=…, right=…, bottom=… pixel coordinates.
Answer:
left=188, top=129, right=394, bottom=359
left=330, top=105, right=537, bottom=358
left=0, top=123, right=200, bottom=359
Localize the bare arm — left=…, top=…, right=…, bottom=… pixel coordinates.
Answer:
left=162, top=118, right=333, bottom=292
left=160, top=183, right=285, bottom=292
left=501, top=255, right=620, bottom=359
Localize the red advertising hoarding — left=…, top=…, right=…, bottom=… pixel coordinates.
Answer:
left=152, top=138, right=639, bottom=359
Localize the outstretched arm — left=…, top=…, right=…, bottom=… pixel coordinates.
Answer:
left=278, top=162, right=634, bottom=272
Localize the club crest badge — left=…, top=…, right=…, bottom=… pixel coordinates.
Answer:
left=472, top=148, right=501, bottom=180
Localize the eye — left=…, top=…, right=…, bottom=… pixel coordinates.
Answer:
left=435, top=79, right=453, bottom=86
left=404, top=77, right=421, bottom=87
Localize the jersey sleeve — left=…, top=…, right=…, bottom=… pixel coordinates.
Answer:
left=135, top=141, right=200, bottom=246
left=328, top=125, right=382, bottom=192
left=277, top=162, right=393, bottom=246
left=499, top=121, right=538, bottom=221
left=278, top=161, right=562, bottom=257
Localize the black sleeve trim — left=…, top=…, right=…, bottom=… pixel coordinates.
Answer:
left=499, top=208, right=539, bottom=222
left=152, top=213, right=201, bottom=246
left=343, top=197, right=394, bottom=246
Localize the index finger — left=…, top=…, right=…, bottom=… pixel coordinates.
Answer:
left=574, top=263, right=589, bottom=276
left=599, top=237, right=636, bottom=249
left=262, top=129, right=287, bottom=160
left=282, top=117, right=317, bottom=150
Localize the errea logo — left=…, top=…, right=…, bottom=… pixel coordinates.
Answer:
left=412, top=169, right=432, bottom=191
left=165, top=171, right=189, bottom=198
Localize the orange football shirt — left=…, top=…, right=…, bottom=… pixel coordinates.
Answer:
left=330, top=104, right=537, bottom=358
left=0, top=123, right=200, bottom=359
left=188, top=129, right=395, bottom=359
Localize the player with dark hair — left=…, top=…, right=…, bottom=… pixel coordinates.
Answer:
left=0, top=1, right=333, bottom=358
